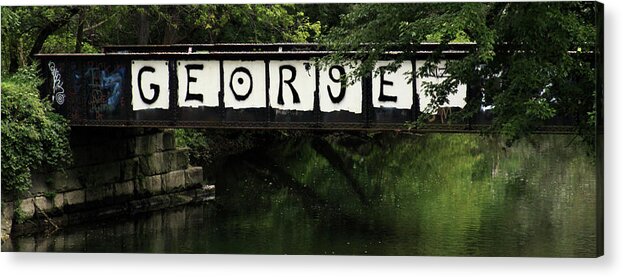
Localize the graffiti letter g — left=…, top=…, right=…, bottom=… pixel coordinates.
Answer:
left=138, top=66, right=159, bottom=104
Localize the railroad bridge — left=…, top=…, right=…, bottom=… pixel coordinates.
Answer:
left=2, top=43, right=593, bottom=237
left=37, top=43, right=577, bottom=133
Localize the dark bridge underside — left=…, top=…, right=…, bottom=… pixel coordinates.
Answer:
left=37, top=43, right=578, bottom=134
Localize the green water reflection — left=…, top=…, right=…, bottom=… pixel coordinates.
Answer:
left=3, top=134, right=598, bottom=256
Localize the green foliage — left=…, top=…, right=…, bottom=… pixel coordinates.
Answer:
left=1, top=6, right=79, bottom=73
left=42, top=33, right=98, bottom=54
left=43, top=191, right=57, bottom=200
left=175, top=129, right=213, bottom=167
left=13, top=206, right=27, bottom=224
left=1, top=64, right=72, bottom=196
left=1, top=5, right=322, bottom=74
left=76, top=4, right=320, bottom=45
left=175, top=129, right=283, bottom=171
left=321, top=2, right=598, bottom=147
left=0, top=7, right=16, bottom=75
left=296, top=4, right=352, bottom=35
left=208, top=4, right=321, bottom=43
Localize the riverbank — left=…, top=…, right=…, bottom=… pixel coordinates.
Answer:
left=3, top=184, right=214, bottom=241
left=1, top=128, right=210, bottom=244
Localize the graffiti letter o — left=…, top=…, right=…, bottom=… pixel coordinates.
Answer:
left=230, top=67, right=253, bottom=101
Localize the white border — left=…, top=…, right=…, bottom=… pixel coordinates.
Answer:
left=1, top=1, right=621, bottom=277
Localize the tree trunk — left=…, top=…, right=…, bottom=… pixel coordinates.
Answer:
left=162, top=7, right=180, bottom=44
left=8, top=38, right=20, bottom=73
left=74, top=8, right=86, bottom=53
left=137, top=7, right=150, bottom=44
left=28, top=7, right=79, bottom=63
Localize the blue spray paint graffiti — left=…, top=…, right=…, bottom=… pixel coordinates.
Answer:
left=84, top=63, right=126, bottom=119
left=101, top=67, right=126, bottom=107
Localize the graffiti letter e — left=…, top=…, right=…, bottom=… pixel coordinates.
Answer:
left=185, top=64, right=204, bottom=103
left=378, top=67, right=397, bottom=102
left=138, top=66, right=159, bottom=104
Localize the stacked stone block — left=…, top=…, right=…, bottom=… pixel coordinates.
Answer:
left=16, top=128, right=205, bottom=223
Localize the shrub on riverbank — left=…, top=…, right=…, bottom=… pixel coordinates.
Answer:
left=1, top=65, right=72, bottom=197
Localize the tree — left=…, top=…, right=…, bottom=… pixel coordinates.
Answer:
left=1, top=6, right=79, bottom=74
left=320, top=2, right=599, bottom=146
left=1, top=4, right=322, bottom=75
left=1, top=64, right=72, bottom=196
left=85, top=4, right=321, bottom=45
left=295, top=3, right=353, bottom=35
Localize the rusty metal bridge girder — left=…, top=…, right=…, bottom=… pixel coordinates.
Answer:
left=36, top=43, right=579, bottom=134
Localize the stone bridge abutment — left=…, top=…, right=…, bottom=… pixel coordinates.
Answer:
left=2, top=127, right=212, bottom=239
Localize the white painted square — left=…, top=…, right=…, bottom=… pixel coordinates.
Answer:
left=131, top=60, right=170, bottom=110
left=319, top=63, right=362, bottom=114
left=415, top=60, right=467, bottom=112
left=223, top=60, right=266, bottom=109
left=177, top=60, right=220, bottom=108
left=268, top=60, right=315, bottom=111
left=372, top=61, right=413, bottom=109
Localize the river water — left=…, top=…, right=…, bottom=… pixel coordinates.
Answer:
left=2, top=134, right=598, bottom=256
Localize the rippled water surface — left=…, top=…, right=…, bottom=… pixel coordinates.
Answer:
left=3, top=134, right=598, bottom=256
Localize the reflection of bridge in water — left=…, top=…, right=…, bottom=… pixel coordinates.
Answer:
left=37, top=43, right=577, bottom=133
